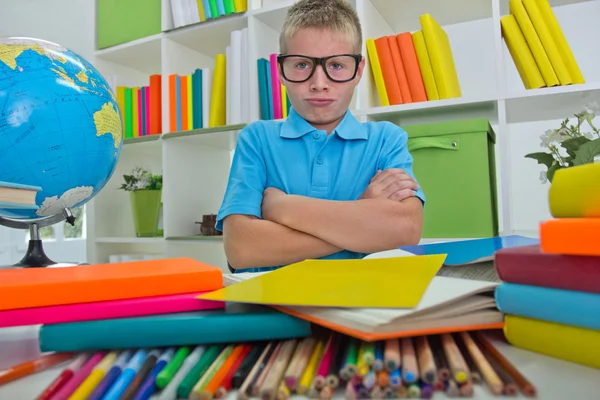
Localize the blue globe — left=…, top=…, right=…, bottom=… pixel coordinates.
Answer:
left=0, top=37, right=122, bottom=220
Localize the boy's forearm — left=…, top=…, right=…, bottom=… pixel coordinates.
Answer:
left=222, top=215, right=341, bottom=270
left=268, top=196, right=423, bottom=253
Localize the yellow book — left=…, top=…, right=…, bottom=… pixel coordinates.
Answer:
left=509, top=0, right=559, bottom=87
left=365, top=38, right=389, bottom=107
left=199, top=255, right=446, bottom=308
left=209, top=54, right=227, bottom=127
left=187, top=74, right=193, bottom=130
left=233, top=0, right=247, bottom=12
left=419, top=14, right=461, bottom=99
left=281, top=84, right=288, bottom=119
left=522, top=0, right=572, bottom=85
left=535, top=0, right=584, bottom=84
left=504, top=315, right=600, bottom=369
left=501, top=15, right=545, bottom=89
left=548, top=163, right=600, bottom=218
left=115, top=86, right=126, bottom=125
left=131, top=87, right=139, bottom=137
left=196, top=0, right=206, bottom=21
left=412, top=30, right=439, bottom=101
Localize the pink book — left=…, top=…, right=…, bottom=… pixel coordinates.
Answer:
left=137, top=88, right=143, bottom=136
left=145, top=86, right=151, bottom=135
left=269, top=53, right=282, bottom=119
left=0, top=292, right=224, bottom=328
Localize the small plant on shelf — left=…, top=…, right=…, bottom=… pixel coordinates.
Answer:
left=119, top=166, right=163, bottom=237
left=526, top=102, right=600, bottom=184
left=119, top=166, right=162, bottom=191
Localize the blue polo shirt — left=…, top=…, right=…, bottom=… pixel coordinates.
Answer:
left=216, top=107, right=425, bottom=272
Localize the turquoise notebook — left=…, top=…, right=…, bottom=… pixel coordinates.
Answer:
left=39, top=303, right=311, bottom=352
left=495, top=283, right=600, bottom=331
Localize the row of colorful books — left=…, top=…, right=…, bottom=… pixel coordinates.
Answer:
left=257, top=55, right=292, bottom=121
left=170, top=0, right=247, bottom=29
left=367, top=13, right=462, bottom=107
left=115, top=75, right=162, bottom=139
left=501, top=0, right=585, bottom=90
left=493, top=162, right=600, bottom=369
left=165, top=28, right=249, bottom=131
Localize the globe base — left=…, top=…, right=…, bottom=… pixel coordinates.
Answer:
left=14, top=239, right=56, bottom=268
left=0, top=208, right=86, bottom=269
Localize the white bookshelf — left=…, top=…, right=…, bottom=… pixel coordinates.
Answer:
left=85, top=0, right=600, bottom=271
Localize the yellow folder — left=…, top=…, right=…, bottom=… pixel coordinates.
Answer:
left=535, top=0, right=584, bottom=84
left=209, top=54, right=226, bottom=127
left=419, top=14, right=462, bottom=99
left=412, top=30, right=439, bottom=101
left=522, top=0, right=572, bottom=85
left=199, top=255, right=446, bottom=308
left=509, top=0, right=559, bottom=87
left=501, top=14, right=545, bottom=90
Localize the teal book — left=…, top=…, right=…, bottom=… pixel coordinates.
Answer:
left=257, top=58, right=269, bottom=120
left=39, top=303, right=311, bottom=352
left=192, top=69, right=203, bottom=129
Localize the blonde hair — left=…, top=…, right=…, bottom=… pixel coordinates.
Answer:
left=279, top=0, right=362, bottom=54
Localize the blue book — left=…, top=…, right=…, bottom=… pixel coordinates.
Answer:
left=216, top=0, right=226, bottom=16
left=38, top=303, right=311, bottom=352
left=265, top=59, right=273, bottom=119
left=399, top=235, right=539, bottom=266
left=495, top=282, right=600, bottom=331
left=202, top=0, right=212, bottom=19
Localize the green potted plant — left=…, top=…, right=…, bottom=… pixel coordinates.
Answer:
left=119, top=166, right=163, bottom=237
left=526, top=102, right=600, bottom=183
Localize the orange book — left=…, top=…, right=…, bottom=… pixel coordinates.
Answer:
left=180, top=75, right=189, bottom=131
left=396, top=32, right=428, bottom=102
left=540, top=218, right=600, bottom=257
left=387, top=35, right=412, bottom=103
left=374, top=36, right=403, bottom=105
left=168, top=74, right=177, bottom=133
left=0, top=258, right=223, bottom=311
left=149, top=74, right=162, bottom=134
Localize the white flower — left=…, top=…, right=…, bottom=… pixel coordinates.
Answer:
left=540, top=129, right=563, bottom=147
left=585, top=132, right=594, bottom=140
left=539, top=171, right=548, bottom=184
left=584, top=101, right=599, bottom=115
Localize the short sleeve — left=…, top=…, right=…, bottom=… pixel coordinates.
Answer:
left=377, top=123, right=426, bottom=206
left=215, top=125, right=267, bottom=231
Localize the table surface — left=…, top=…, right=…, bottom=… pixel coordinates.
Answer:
left=1, top=326, right=599, bottom=400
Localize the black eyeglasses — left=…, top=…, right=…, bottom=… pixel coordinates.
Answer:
left=277, top=54, right=362, bottom=83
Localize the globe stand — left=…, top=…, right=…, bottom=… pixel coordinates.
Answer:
left=0, top=208, right=82, bottom=269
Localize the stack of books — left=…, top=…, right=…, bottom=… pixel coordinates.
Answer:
left=170, top=0, right=248, bottom=29
left=494, top=162, right=600, bottom=369
left=500, top=0, right=585, bottom=90
left=366, top=13, right=462, bottom=106
left=257, top=55, right=292, bottom=121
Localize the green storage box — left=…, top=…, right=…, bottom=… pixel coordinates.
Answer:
left=96, top=0, right=162, bottom=49
left=402, top=118, right=499, bottom=238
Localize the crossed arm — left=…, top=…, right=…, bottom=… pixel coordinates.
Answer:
left=223, top=169, right=424, bottom=270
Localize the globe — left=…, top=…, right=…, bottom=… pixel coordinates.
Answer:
left=0, top=37, right=122, bottom=221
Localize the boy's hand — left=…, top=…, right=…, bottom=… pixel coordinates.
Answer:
left=261, top=187, right=287, bottom=222
left=359, top=169, right=419, bottom=202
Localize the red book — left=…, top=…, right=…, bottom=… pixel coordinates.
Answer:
left=495, top=244, right=600, bottom=294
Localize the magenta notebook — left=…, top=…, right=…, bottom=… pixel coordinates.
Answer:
left=0, top=292, right=225, bottom=327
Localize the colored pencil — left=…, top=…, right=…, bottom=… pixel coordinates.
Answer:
left=0, top=352, right=74, bottom=386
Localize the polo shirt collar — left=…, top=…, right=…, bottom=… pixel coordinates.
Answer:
left=280, top=107, right=368, bottom=140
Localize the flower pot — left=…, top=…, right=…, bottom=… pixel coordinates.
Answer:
left=130, top=189, right=162, bottom=237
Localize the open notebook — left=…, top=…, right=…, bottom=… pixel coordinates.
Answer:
left=222, top=272, right=502, bottom=341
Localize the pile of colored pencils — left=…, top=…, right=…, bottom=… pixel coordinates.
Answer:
left=9, top=329, right=536, bottom=399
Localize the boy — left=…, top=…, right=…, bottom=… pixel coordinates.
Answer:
left=215, top=0, right=425, bottom=272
